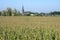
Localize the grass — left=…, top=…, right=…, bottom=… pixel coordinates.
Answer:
left=0, top=16, right=60, bottom=40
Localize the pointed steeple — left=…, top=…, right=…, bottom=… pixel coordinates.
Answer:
left=22, top=5, right=24, bottom=16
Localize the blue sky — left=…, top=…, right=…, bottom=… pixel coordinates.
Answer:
left=0, top=0, right=60, bottom=13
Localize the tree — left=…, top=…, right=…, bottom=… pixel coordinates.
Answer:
left=17, top=11, right=22, bottom=16
left=1, top=10, right=6, bottom=16
left=12, top=9, right=17, bottom=16
left=0, top=11, right=1, bottom=16
left=39, top=12, right=45, bottom=16
left=6, top=7, right=12, bottom=16
left=49, top=11, right=60, bottom=16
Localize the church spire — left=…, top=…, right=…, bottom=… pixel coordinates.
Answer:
left=22, top=5, right=24, bottom=16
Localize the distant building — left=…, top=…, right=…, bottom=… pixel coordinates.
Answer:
left=30, top=14, right=34, bottom=16
left=21, top=5, right=37, bottom=16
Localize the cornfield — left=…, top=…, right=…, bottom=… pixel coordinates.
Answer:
left=0, top=16, right=60, bottom=40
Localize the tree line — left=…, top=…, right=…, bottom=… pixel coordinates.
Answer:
left=0, top=7, right=21, bottom=16
left=0, top=7, right=60, bottom=16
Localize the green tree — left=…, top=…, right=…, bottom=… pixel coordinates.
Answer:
left=17, top=11, right=22, bottom=16
left=12, top=9, right=17, bottom=16
left=39, top=12, right=45, bottom=16
left=0, top=11, right=1, bottom=16
left=1, top=10, right=6, bottom=16
left=6, top=7, right=12, bottom=16
left=49, top=11, right=60, bottom=16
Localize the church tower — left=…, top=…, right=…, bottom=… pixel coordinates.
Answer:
left=22, top=5, right=24, bottom=16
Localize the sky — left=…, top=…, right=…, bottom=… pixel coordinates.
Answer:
left=0, top=0, right=60, bottom=13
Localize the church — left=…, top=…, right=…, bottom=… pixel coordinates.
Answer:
left=21, top=5, right=35, bottom=16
